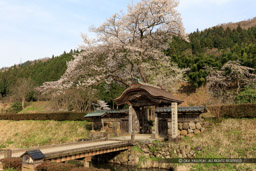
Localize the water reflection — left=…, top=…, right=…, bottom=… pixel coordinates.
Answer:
left=91, top=162, right=171, bottom=171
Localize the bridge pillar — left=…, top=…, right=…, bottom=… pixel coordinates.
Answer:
left=83, top=156, right=91, bottom=168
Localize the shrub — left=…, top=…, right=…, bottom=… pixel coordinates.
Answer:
left=0, top=157, right=22, bottom=170
left=7, top=102, right=22, bottom=113
left=36, top=162, right=76, bottom=171
left=235, top=88, right=256, bottom=104
left=207, top=104, right=256, bottom=118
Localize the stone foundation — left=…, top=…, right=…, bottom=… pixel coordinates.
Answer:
left=168, top=121, right=205, bottom=138
left=94, top=142, right=200, bottom=169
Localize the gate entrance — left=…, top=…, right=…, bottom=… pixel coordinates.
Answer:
left=114, top=82, right=183, bottom=141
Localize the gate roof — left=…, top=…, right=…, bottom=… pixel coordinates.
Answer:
left=114, top=83, right=183, bottom=106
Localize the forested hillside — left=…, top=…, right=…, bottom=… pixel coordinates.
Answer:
left=0, top=50, right=75, bottom=98
left=168, top=25, right=256, bottom=87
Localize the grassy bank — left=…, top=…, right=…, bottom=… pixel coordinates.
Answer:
left=130, top=119, right=256, bottom=170
left=186, top=118, right=256, bottom=170
left=19, top=101, right=54, bottom=113
left=0, top=120, right=89, bottom=149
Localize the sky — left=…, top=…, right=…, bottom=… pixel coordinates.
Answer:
left=0, top=0, right=255, bottom=68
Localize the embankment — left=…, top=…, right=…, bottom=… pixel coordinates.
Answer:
left=0, top=120, right=89, bottom=149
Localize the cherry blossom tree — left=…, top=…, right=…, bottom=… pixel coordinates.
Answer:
left=207, top=60, right=256, bottom=103
left=40, top=0, right=187, bottom=94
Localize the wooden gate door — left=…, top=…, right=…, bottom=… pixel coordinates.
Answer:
left=158, top=119, right=168, bottom=135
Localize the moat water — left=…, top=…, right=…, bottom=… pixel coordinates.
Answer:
left=92, top=162, right=171, bottom=171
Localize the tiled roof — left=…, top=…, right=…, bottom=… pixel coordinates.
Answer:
left=114, top=83, right=183, bottom=105
left=156, top=106, right=206, bottom=113
left=84, top=111, right=107, bottom=117
left=84, top=109, right=129, bottom=118
left=84, top=106, right=206, bottom=118
left=21, top=150, right=45, bottom=160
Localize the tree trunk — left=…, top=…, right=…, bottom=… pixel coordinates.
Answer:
left=236, top=80, right=240, bottom=94
left=22, top=96, right=25, bottom=109
left=138, top=64, right=148, bottom=83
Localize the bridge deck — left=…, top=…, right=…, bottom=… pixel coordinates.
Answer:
left=0, top=140, right=130, bottom=160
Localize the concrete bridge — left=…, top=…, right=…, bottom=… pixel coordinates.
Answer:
left=0, top=139, right=133, bottom=167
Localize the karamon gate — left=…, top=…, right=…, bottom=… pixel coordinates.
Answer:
left=114, top=82, right=183, bottom=141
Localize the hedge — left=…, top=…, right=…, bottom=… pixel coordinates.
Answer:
left=0, top=112, right=87, bottom=121
left=207, top=103, right=256, bottom=118
left=0, top=157, right=22, bottom=170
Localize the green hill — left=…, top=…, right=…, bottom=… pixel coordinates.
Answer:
left=0, top=50, right=76, bottom=98
left=168, top=25, right=256, bottom=87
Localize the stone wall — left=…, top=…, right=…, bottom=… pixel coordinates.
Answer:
left=94, top=142, right=199, bottom=170
left=168, top=121, right=205, bottom=138
left=89, top=120, right=121, bottom=139
left=103, top=120, right=121, bottom=134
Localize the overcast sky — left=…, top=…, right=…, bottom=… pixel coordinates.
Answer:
left=0, top=0, right=255, bottom=68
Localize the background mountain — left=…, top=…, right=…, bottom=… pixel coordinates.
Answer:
left=220, top=17, right=256, bottom=30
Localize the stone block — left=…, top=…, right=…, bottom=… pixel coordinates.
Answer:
left=108, top=122, right=113, bottom=128
left=168, top=128, right=172, bottom=134
left=178, top=123, right=183, bottom=130
left=188, top=129, right=194, bottom=134
left=196, top=123, right=202, bottom=129
left=183, top=123, right=189, bottom=129
left=113, top=122, right=119, bottom=128
left=194, top=129, right=201, bottom=134
left=189, top=122, right=196, bottom=129
left=186, top=133, right=194, bottom=137
left=180, top=130, right=187, bottom=136
left=175, top=165, right=192, bottom=171
left=185, top=145, right=191, bottom=152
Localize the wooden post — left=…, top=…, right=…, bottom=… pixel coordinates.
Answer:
left=155, top=112, right=159, bottom=138
left=131, top=132, right=135, bottom=143
left=4, top=149, right=12, bottom=158
left=84, top=156, right=92, bottom=168
left=171, top=102, right=178, bottom=139
left=128, top=105, right=133, bottom=134
left=101, top=119, right=104, bottom=131
left=91, top=120, right=95, bottom=132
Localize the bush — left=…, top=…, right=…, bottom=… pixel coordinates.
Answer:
left=0, top=157, right=22, bottom=170
left=8, top=102, right=22, bottom=113
left=235, top=88, right=256, bottom=104
left=36, top=162, right=76, bottom=171
left=207, top=104, right=256, bottom=118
